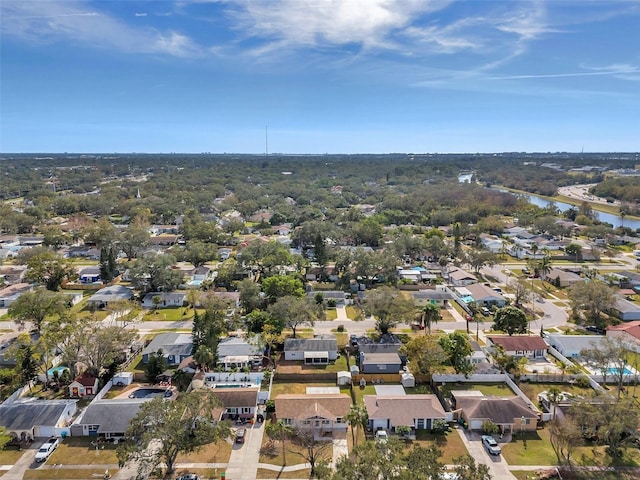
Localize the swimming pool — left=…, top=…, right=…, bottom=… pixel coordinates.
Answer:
left=129, top=388, right=172, bottom=398
left=606, top=367, right=634, bottom=375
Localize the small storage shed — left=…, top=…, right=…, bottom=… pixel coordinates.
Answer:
left=337, top=371, right=352, bottom=386
left=401, top=373, right=415, bottom=388
left=112, top=372, right=134, bottom=386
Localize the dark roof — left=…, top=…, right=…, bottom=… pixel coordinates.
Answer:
left=211, top=387, right=259, bottom=408
left=455, top=396, right=538, bottom=424
left=142, top=332, right=193, bottom=357
left=77, top=400, right=148, bottom=433
left=0, top=401, right=74, bottom=431
left=74, top=372, right=97, bottom=387
left=488, top=335, right=548, bottom=351
left=284, top=335, right=337, bottom=352
left=357, top=334, right=403, bottom=354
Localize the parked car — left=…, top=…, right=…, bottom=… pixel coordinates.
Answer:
left=481, top=307, right=491, bottom=316
left=481, top=435, right=501, bottom=455
left=375, top=430, right=388, bottom=444
left=176, top=474, right=200, bottom=480
left=35, top=437, right=60, bottom=462
left=235, top=427, right=246, bottom=444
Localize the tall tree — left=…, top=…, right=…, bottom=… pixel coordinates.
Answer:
left=8, top=287, right=69, bottom=333
left=237, top=240, right=292, bottom=278
left=417, top=303, right=441, bottom=334
left=265, top=420, right=293, bottom=465
left=180, top=240, right=218, bottom=267
left=129, top=253, right=184, bottom=293
left=400, top=335, right=447, bottom=376
left=492, top=306, right=528, bottom=336
left=238, top=278, right=262, bottom=314
left=344, top=403, right=369, bottom=447
left=119, top=219, right=150, bottom=260
left=453, top=455, right=492, bottom=480
left=117, top=391, right=231, bottom=475
left=24, top=251, right=76, bottom=290
left=268, top=295, right=323, bottom=338
left=439, top=332, right=473, bottom=375
left=568, top=280, right=616, bottom=327
left=363, top=286, right=414, bottom=335
left=99, top=245, right=118, bottom=283
left=262, top=275, right=305, bottom=303
left=292, top=427, right=332, bottom=476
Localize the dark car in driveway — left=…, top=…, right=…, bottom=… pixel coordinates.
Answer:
left=235, top=427, right=246, bottom=444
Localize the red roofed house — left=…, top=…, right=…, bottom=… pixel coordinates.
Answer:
left=487, top=335, right=548, bottom=359
left=68, top=372, right=99, bottom=398
left=607, top=321, right=640, bottom=346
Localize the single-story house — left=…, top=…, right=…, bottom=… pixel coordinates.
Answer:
left=0, top=283, right=32, bottom=308
left=69, top=372, right=99, bottom=398
left=465, top=283, right=506, bottom=307
left=141, top=291, right=186, bottom=309
left=217, top=336, right=263, bottom=371
left=607, top=321, right=640, bottom=345
left=275, top=393, right=351, bottom=438
left=487, top=335, right=548, bottom=359
left=411, top=289, right=452, bottom=307
left=78, top=266, right=101, bottom=284
left=211, top=387, right=259, bottom=421
left=359, top=352, right=402, bottom=374
left=0, top=396, right=76, bottom=440
left=545, top=334, right=608, bottom=358
left=480, top=236, right=506, bottom=254
left=545, top=268, right=583, bottom=287
left=284, top=335, right=338, bottom=364
left=305, top=266, right=340, bottom=283
left=364, top=394, right=446, bottom=432
left=447, top=268, right=477, bottom=287
left=356, top=334, right=406, bottom=362
left=611, top=296, right=640, bottom=322
left=452, top=394, right=539, bottom=433
left=307, top=290, right=348, bottom=305
left=142, top=332, right=193, bottom=366
left=87, top=285, right=134, bottom=309
left=70, top=398, right=148, bottom=439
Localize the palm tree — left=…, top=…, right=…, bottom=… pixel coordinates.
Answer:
left=345, top=403, right=368, bottom=446
left=194, top=345, right=214, bottom=371
left=265, top=420, right=293, bottom=464
left=419, top=303, right=441, bottom=335
left=546, top=386, right=563, bottom=419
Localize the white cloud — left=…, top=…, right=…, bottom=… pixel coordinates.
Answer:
left=135, top=13, right=148, bottom=17
left=231, top=0, right=452, bottom=52
left=1, top=1, right=201, bottom=58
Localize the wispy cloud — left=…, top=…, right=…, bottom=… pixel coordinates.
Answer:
left=488, top=64, right=640, bottom=81
left=135, top=13, right=148, bottom=17
left=1, top=1, right=201, bottom=58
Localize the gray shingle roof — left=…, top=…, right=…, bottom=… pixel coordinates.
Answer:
left=77, top=399, right=149, bottom=434
left=0, top=401, right=74, bottom=431
left=284, top=335, right=337, bottom=352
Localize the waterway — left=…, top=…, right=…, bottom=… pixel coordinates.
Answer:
left=502, top=190, right=640, bottom=230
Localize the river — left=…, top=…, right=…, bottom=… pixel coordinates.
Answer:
left=501, top=190, right=640, bottom=230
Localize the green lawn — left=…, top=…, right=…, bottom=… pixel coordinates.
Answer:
left=324, top=309, right=338, bottom=320
left=351, top=384, right=376, bottom=404
left=0, top=448, right=25, bottom=466
left=48, top=437, right=119, bottom=465
left=439, top=383, right=515, bottom=398
left=501, top=429, right=558, bottom=466
left=269, top=382, right=336, bottom=398
left=325, top=355, right=348, bottom=372
left=518, top=382, right=595, bottom=404
left=142, top=306, right=196, bottom=322
left=412, top=429, right=469, bottom=464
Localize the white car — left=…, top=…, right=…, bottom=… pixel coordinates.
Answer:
left=375, top=430, right=388, bottom=444
left=35, top=437, right=60, bottom=462
left=481, top=435, right=501, bottom=455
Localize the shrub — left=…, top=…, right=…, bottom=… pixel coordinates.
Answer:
left=337, top=324, right=345, bottom=332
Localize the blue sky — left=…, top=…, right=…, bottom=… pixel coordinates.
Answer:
left=1, top=0, right=639, bottom=154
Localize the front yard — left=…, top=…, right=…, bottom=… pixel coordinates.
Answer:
left=412, top=429, right=469, bottom=463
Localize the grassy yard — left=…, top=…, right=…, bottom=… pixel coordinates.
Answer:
left=572, top=442, right=640, bottom=468
left=345, top=306, right=360, bottom=320
left=259, top=422, right=332, bottom=467
left=142, top=306, right=196, bottom=322
left=48, top=437, right=119, bottom=465
left=256, top=467, right=312, bottom=478
left=411, top=429, right=469, bottom=464
left=351, top=384, right=376, bottom=405
left=324, top=309, right=338, bottom=321
left=501, top=429, right=558, bottom=466
left=518, top=382, right=595, bottom=404
left=175, top=438, right=233, bottom=463
left=24, top=468, right=119, bottom=479
left=0, top=448, right=25, bottom=466
left=324, top=355, right=348, bottom=373
left=439, top=383, right=515, bottom=398
left=269, top=382, right=337, bottom=398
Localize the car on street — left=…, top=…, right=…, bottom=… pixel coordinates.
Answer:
left=35, top=437, right=60, bottom=462
left=176, top=474, right=200, bottom=480
left=481, top=435, right=501, bottom=455
left=235, top=427, right=246, bottom=444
